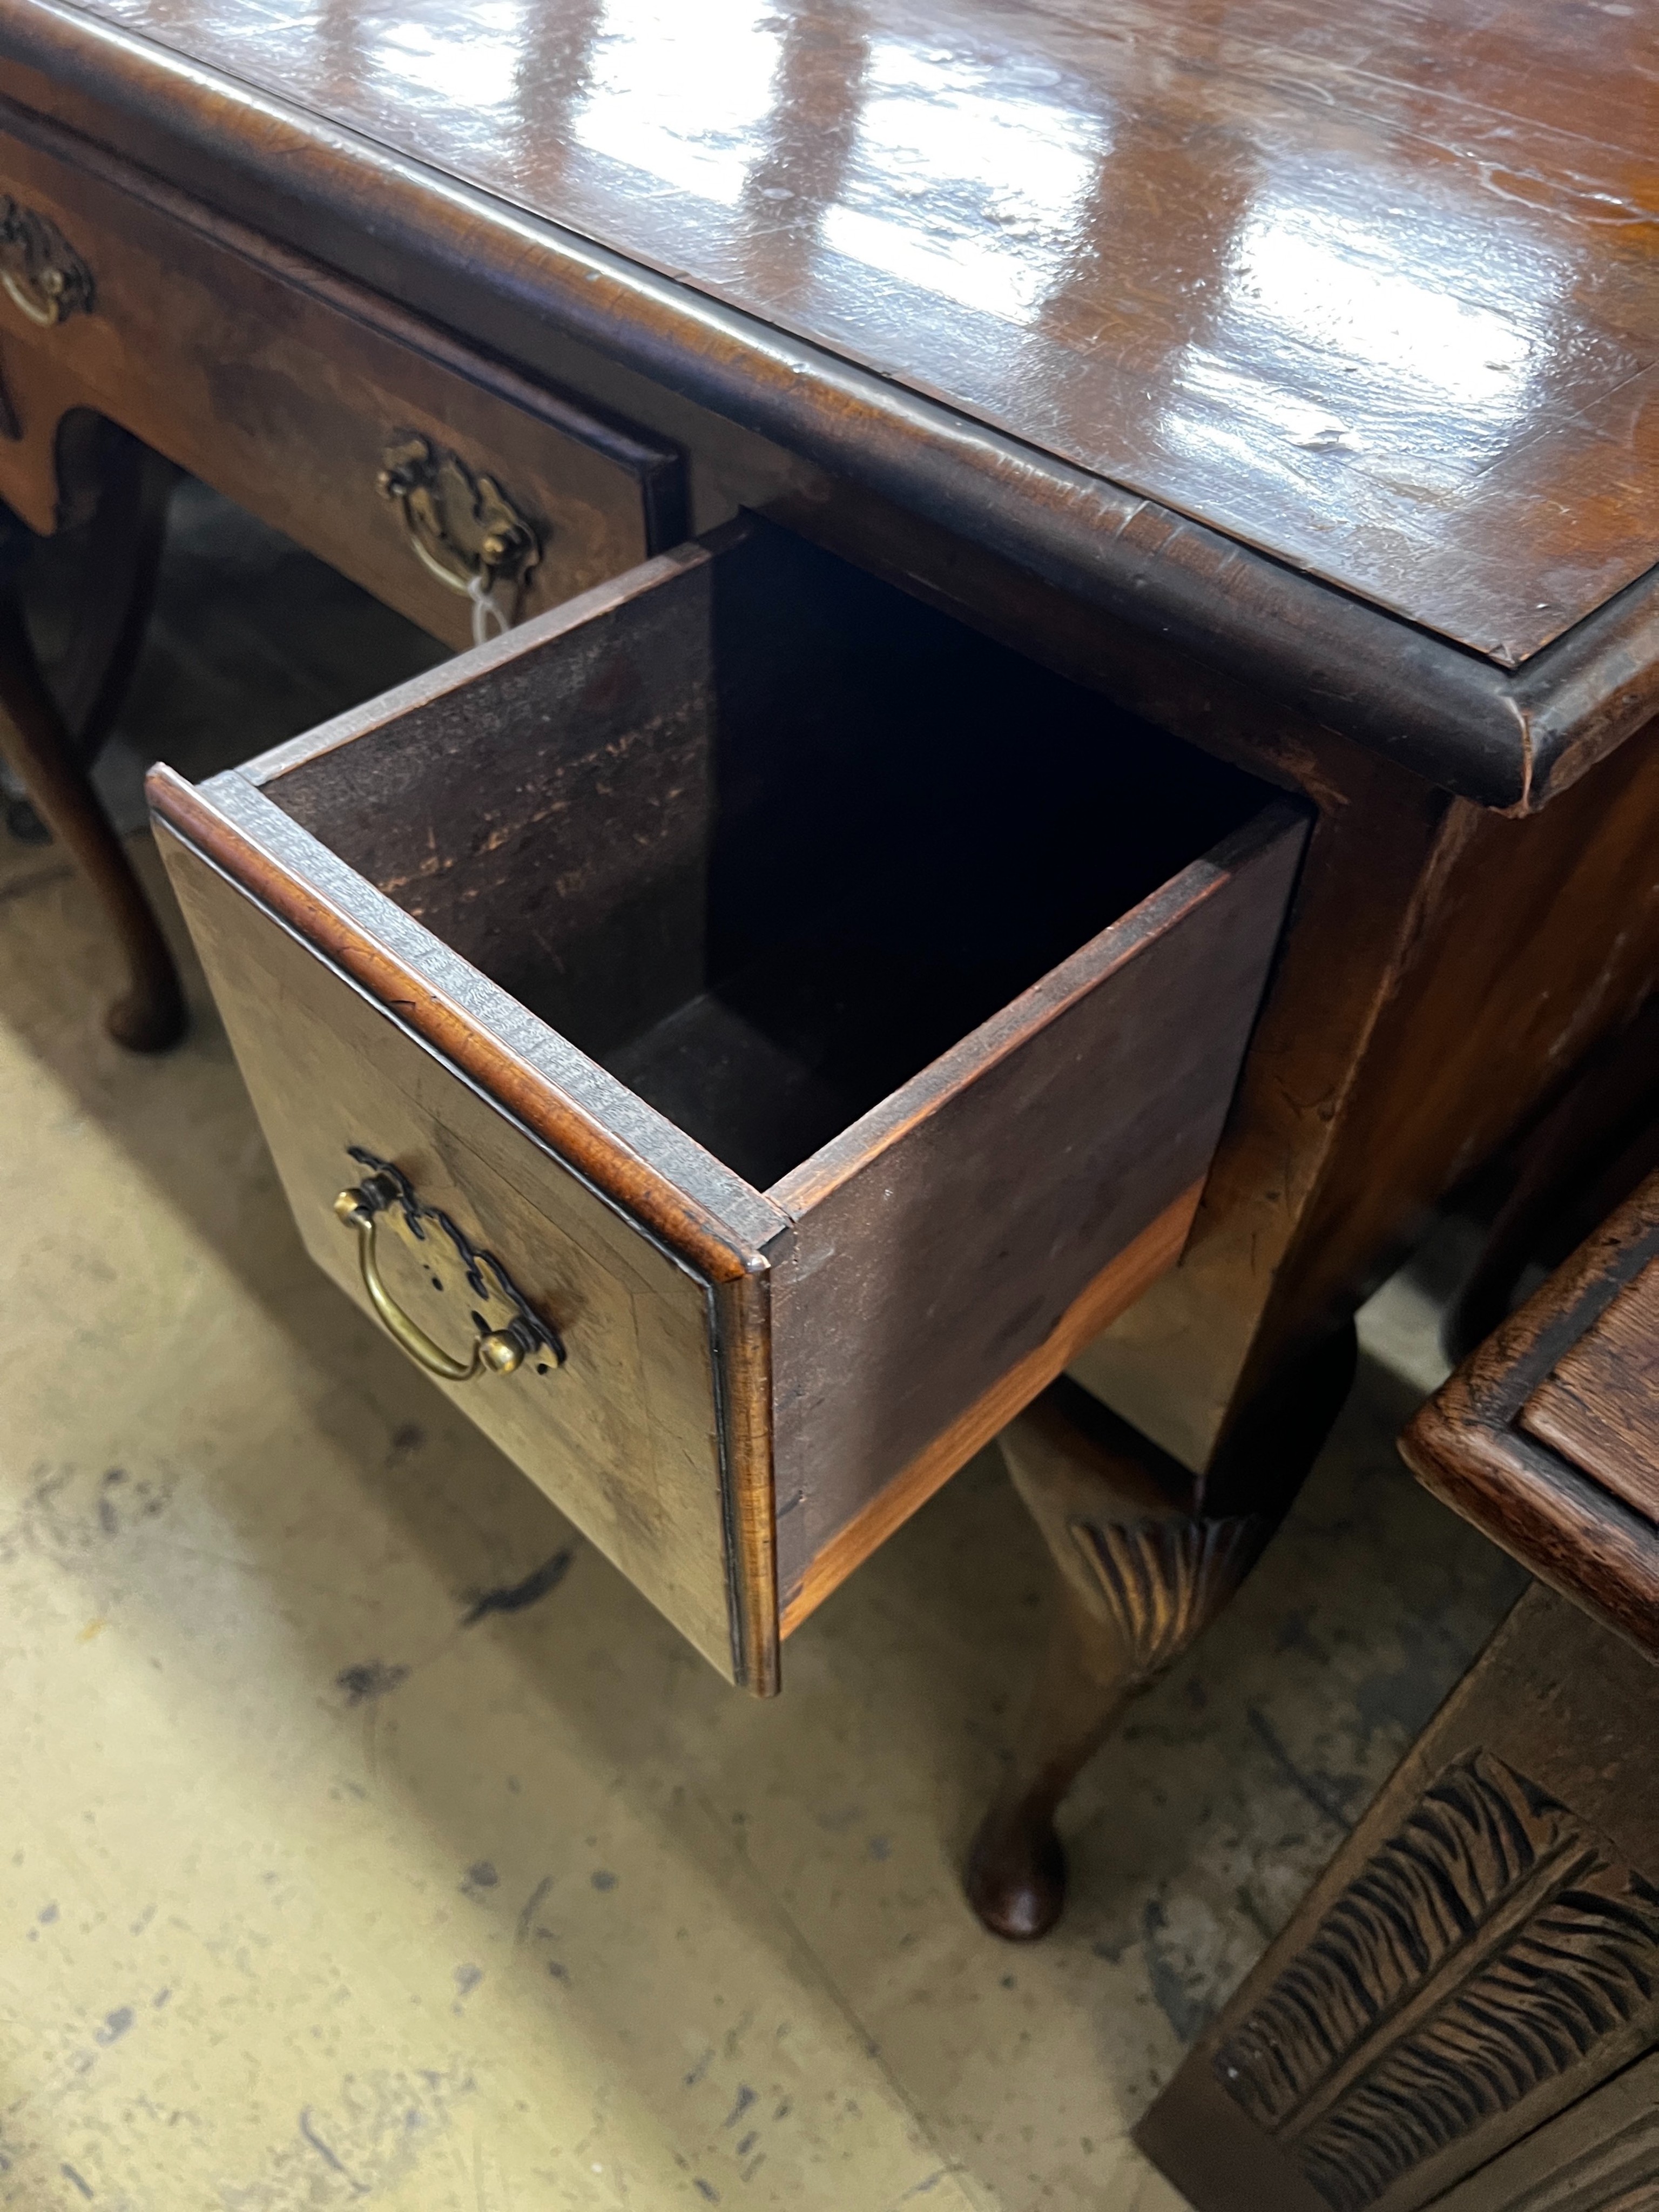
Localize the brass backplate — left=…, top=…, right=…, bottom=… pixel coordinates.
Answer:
left=345, top=1145, right=565, bottom=1374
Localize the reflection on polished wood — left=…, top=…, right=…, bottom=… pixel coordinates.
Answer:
left=21, top=0, right=1659, bottom=666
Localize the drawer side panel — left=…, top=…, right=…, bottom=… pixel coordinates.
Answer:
left=770, top=802, right=1308, bottom=1611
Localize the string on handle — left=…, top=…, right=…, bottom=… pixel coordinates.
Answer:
left=468, top=570, right=516, bottom=648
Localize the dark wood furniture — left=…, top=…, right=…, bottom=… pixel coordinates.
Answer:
left=1, top=0, right=1656, bottom=1918
left=1138, top=1171, right=1659, bottom=2211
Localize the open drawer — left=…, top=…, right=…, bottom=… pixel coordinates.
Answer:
left=149, top=520, right=1307, bottom=1692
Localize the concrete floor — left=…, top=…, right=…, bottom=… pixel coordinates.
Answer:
left=0, top=489, right=1529, bottom=2211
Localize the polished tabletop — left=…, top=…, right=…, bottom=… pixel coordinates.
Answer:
left=27, top=0, right=1659, bottom=663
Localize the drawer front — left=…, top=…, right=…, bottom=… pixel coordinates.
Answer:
left=151, top=525, right=1307, bottom=1693
left=157, top=824, right=750, bottom=1684
left=0, top=102, right=681, bottom=648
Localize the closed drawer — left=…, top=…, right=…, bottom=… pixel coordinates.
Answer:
left=0, top=99, right=682, bottom=648
left=149, top=521, right=1307, bottom=1691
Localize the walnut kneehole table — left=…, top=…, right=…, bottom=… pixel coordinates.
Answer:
left=0, top=0, right=1653, bottom=1938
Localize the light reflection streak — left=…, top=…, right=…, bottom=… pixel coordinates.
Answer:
left=1168, top=190, right=1567, bottom=479
left=370, top=0, right=529, bottom=110
left=821, top=41, right=1108, bottom=323
left=573, top=0, right=784, bottom=207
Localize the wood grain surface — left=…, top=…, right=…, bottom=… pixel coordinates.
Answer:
left=16, top=0, right=1659, bottom=667
left=771, top=803, right=1306, bottom=1600
left=1427, top=2048, right=1659, bottom=2212
left=1523, top=1259, right=1659, bottom=1522
left=247, top=513, right=1300, bottom=1614
left=2, top=6, right=1656, bottom=805
left=778, top=1181, right=1202, bottom=1636
left=151, top=760, right=784, bottom=1688
left=1078, top=724, right=1659, bottom=1480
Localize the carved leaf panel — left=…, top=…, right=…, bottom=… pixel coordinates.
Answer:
left=1213, top=1751, right=1659, bottom=2212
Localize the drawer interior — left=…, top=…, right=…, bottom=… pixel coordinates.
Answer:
left=260, top=520, right=1273, bottom=1192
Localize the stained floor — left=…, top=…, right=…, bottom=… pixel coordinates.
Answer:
left=0, top=486, right=1528, bottom=2211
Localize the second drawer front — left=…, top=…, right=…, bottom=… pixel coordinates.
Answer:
left=0, top=102, right=682, bottom=648
left=159, top=828, right=739, bottom=1681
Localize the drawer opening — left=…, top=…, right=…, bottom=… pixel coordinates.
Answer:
left=265, top=520, right=1275, bottom=1193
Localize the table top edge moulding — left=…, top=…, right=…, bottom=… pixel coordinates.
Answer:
left=4, top=0, right=1659, bottom=811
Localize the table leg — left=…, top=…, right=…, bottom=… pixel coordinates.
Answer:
left=0, top=430, right=185, bottom=1051
left=968, top=1330, right=1355, bottom=1940
left=48, top=424, right=177, bottom=765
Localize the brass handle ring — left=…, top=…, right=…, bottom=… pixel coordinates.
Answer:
left=335, top=1183, right=525, bottom=1381
left=3, top=265, right=67, bottom=326
left=376, top=434, right=538, bottom=644
left=0, top=197, right=93, bottom=327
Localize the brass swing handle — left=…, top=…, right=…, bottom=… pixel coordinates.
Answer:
left=376, top=434, right=539, bottom=611
left=0, top=195, right=93, bottom=327
left=335, top=1183, right=525, bottom=1381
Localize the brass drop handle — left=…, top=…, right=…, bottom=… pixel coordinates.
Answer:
left=376, top=434, right=539, bottom=644
left=3, top=265, right=67, bottom=327
left=335, top=1181, right=525, bottom=1380
left=0, top=196, right=93, bottom=327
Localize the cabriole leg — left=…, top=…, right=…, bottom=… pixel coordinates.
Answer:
left=968, top=1331, right=1356, bottom=1940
